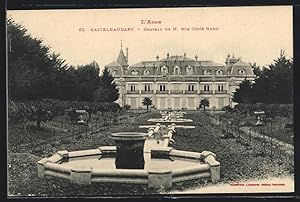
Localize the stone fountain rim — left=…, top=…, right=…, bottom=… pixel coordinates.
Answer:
left=110, top=132, right=149, bottom=140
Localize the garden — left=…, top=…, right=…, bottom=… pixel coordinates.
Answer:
left=8, top=105, right=294, bottom=196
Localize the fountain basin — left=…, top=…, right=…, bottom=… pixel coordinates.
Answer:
left=37, top=146, right=220, bottom=189
left=110, top=132, right=148, bottom=169
left=147, top=118, right=193, bottom=124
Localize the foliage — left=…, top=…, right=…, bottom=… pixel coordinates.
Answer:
left=233, top=50, right=293, bottom=105
left=93, top=67, right=119, bottom=102
left=253, top=50, right=293, bottom=104
left=234, top=103, right=293, bottom=118
left=25, top=100, right=54, bottom=128
left=232, top=79, right=253, bottom=104
left=7, top=18, right=69, bottom=100
left=67, top=109, right=81, bottom=123
left=8, top=99, right=123, bottom=127
left=74, top=62, right=101, bottom=101
left=222, top=105, right=235, bottom=113
left=142, top=97, right=152, bottom=112
left=8, top=19, right=102, bottom=101
left=123, top=104, right=131, bottom=110
left=199, top=99, right=209, bottom=112
left=8, top=100, right=30, bottom=123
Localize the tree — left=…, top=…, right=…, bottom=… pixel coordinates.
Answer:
left=232, top=51, right=292, bottom=105
left=250, top=63, right=264, bottom=78
left=252, top=50, right=293, bottom=104
left=75, top=62, right=101, bottom=101
left=199, top=99, right=209, bottom=112
left=26, top=100, right=54, bottom=128
left=142, top=97, right=152, bottom=112
left=93, top=67, right=119, bottom=102
left=7, top=18, right=69, bottom=100
left=233, top=79, right=253, bottom=104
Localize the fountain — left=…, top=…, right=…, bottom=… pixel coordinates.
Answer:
left=37, top=111, right=220, bottom=189
left=148, top=110, right=193, bottom=124
left=110, top=132, right=148, bottom=169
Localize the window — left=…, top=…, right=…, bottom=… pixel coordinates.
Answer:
left=112, top=70, right=117, bottom=76
left=204, top=69, right=211, bottom=75
left=204, top=85, right=210, bottom=91
left=174, top=66, right=180, bottom=75
left=131, top=70, right=139, bottom=75
left=187, top=84, right=195, bottom=91
left=216, top=69, right=223, bottom=75
left=144, top=84, right=151, bottom=91
left=186, top=66, right=193, bottom=75
left=161, top=66, right=168, bottom=75
left=217, top=85, right=224, bottom=91
left=238, top=69, right=246, bottom=75
left=144, top=70, right=150, bottom=75
left=129, top=85, right=136, bottom=91
left=159, top=84, right=166, bottom=91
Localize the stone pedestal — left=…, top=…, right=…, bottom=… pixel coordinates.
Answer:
left=110, top=132, right=148, bottom=169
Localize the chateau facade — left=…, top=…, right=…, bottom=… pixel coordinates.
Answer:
left=106, top=47, right=254, bottom=110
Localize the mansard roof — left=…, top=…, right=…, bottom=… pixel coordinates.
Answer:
left=130, top=61, right=157, bottom=68
left=106, top=61, right=122, bottom=67
left=232, top=60, right=251, bottom=67
left=106, top=51, right=254, bottom=77
left=200, top=61, right=224, bottom=67
left=230, top=60, right=254, bottom=75
left=160, top=55, right=194, bottom=62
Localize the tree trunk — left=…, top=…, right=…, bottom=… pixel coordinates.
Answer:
left=203, top=106, right=206, bottom=112
left=146, top=105, right=149, bottom=112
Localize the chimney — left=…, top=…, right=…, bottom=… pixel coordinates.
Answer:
left=195, top=54, right=198, bottom=61
left=126, top=47, right=128, bottom=63
left=225, top=54, right=230, bottom=66
left=184, top=53, right=186, bottom=59
left=167, top=53, right=169, bottom=59
left=156, top=55, right=159, bottom=61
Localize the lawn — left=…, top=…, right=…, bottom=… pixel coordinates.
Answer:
left=7, top=110, right=294, bottom=197
left=212, top=112, right=294, bottom=145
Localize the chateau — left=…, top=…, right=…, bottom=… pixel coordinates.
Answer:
left=106, top=46, right=254, bottom=110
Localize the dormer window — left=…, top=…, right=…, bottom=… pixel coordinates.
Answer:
left=186, top=66, right=193, bottom=75
left=216, top=69, right=223, bottom=75
left=131, top=70, right=139, bottom=75
left=238, top=69, right=246, bottom=75
left=173, top=66, right=181, bottom=75
left=111, top=70, right=117, bottom=76
left=204, top=69, right=212, bottom=75
left=161, top=66, right=168, bottom=75
left=144, top=70, right=150, bottom=75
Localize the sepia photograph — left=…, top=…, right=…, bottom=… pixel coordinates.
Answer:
left=7, top=6, right=294, bottom=197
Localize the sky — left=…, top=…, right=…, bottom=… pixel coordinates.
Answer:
left=8, top=6, right=293, bottom=70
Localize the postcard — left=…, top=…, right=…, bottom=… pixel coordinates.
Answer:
left=7, top=6, right=294, bottom=197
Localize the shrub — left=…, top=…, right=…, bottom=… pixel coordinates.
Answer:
left=222, top=105, right=234, bottom=113
left=26, top=100, right=54, bottom=128
left=123, top=104, right=131, bottom=111
left=8, top=100, right=29, bottom=123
